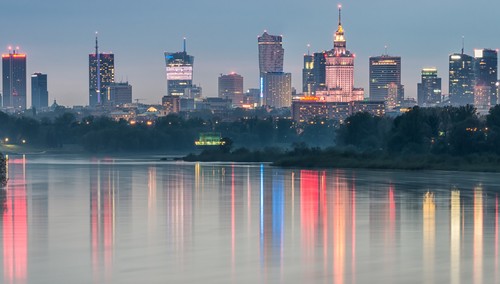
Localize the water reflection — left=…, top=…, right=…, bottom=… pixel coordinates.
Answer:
left=450, top=190, right=460, bottom=284
left=423, top=191, right=435, bottom=283
left=2, top=156, right=27, bottom=284
left=90, top=164, right=116, bottom=282
left=474, top=186, right=483, bottom=284
left=1, top=158, right=500, bottom=283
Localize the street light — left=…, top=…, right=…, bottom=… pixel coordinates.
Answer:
left=4, top=138, right=9, bottom=143
left=22, top=139, right=26, bottom=144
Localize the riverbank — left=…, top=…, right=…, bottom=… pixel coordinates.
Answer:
left=184, top=148, right=500, bottom=172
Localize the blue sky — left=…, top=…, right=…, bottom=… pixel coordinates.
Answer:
left=1, top=0, right=499, bottom=106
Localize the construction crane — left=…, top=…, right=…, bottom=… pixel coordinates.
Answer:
left=134, top=98, right=146, bottom=104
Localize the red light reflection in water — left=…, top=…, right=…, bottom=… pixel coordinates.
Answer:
left=320, top=171, right=327, bottom=271
left=495, top=195, right=498, bottom=282
left=388, top=185, right=395, bottom=243
left=333, top=175, right=347, bottom=284
left=3, top=157, right=27, bottom=284
left=300, top=170, right=318, bottom=262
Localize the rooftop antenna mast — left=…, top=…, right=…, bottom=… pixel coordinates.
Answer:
left=384, top=45, right=388, bottom=56
left=96, top=31, right=101, bottom=105
left=461, top=36, right=465, bottom=54
left=183, top=37, right=187, bottom=52
left=307, top=44, right=311, bottom=56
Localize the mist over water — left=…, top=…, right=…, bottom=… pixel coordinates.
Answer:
left=0, top=155, right=499, bottom=283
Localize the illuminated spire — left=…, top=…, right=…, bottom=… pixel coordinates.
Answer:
left=338, top=4, right=342, bottom=26
left=333, top=4, right=346, bottom=54
left=183, top=37, right=187, bottom=53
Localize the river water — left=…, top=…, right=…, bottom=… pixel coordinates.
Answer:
left=0, top=155, right=499, bottom=283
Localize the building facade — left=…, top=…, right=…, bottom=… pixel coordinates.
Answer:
left=263, top=72, right=292, bottom=108
left=292, top=98, right=385, bottom=124
left=474, top=49, right=498, bottom=105
left=258, top=32, right=284, bottom=76
left=2, top=49, right=27, bottom=109
left=31, top=73, right=48, bottom=109
left=369, top=55, right=404, bottom=105
left=218, top=73, right=244, bottom=107
left=89, top=36, right=115, bottom=107
left=449, top=52, right=474, bottom=105
left=302, top=54, right=315, bottom=94
left=162, top=95, right=180, bottom=114
left=107, top=82, right=132, bottom=106
left=417, top=68, right=442, bottom=106
left=165, top=40, right=194, bottom=97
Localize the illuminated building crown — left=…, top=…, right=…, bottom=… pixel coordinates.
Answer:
left=334, top=5, right=347, bottom=55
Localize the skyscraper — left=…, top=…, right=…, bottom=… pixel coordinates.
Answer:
left=474, top=48, right=498, bottom=105
left=218, top=73, right=244, bottom=107
left=323, top=5, right=364, bottom=102
left=31, top=73, right=48, bottom=109
left=302, top=53, right=314, bottom=94
left=369, top=55, right=404, bottom=104
left=89, top=35, right=115, bottom=106
left=258, top=32, right=284, bottom=76
left=258, top=32, right=284, bottom=105
left=312, top=52, right=327, bottom=92
left=449, top=51, right=474, bottom=105
left=263, top=72, right=292, bottom=108
left=2, top=48, right=27, bottom=109
left=417, top=68, right=442, bottom=106
left=165, top=39, right=194, bottom=97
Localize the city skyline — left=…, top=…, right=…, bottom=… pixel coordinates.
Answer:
left=1, top=0, right=500, bottom=106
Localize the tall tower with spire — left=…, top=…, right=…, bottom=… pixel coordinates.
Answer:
left=322, top=5, right=364, bottom=102
left=164, top=38, right=195, bottom=96
left=89, top=33, right=115, bottom=107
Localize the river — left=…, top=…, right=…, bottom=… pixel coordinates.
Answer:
left=1, top=155, right=499, bottom=283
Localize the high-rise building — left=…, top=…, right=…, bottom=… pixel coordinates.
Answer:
left=449, top=51, right=474, bottom=105
left=107, top=82, right=132, bottom=106
left=474, top=48, right=498, bottom=105
left=369, top=55, right=404, bottom=104
left=312, top=52, right=327, bottom=92
left=263, top=72, right=292, bottom=108
left=31, top=73, right=48, bottom=109
left=417, top=68, right=442, bottom=106
left=322, top=5, right=364, bottom=102
left=165, top=39, right=194, bottom=97
left=218, top=73, right=244, bottom=107
left=2, top=48, right=27, bottom=109
left=258, top=32, right=284, bottom=105
left=303, top=53, right=315, bottom=94
left=89, top=35, right=115, bottom=107
left=258, top=32, right=284, bottom=76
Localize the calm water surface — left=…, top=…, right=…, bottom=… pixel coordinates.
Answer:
left=1, top=155, right=500, bottom=283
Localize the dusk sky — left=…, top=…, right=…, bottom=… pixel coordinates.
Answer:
left=1, top=0, right=499, bottom=106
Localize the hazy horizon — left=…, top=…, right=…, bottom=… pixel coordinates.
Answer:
left=2, top=0, right=499, bottom=107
